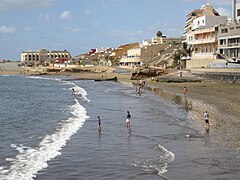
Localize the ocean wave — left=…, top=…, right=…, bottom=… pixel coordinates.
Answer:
left=69, top=82, right=90, bottom=102
left=0, top=99, right=89, bottom=180
left=128, top=144, right=175, bottom=176
left=26, top=76, right=62, bottom=82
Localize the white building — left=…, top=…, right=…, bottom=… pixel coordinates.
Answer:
left=216, top=0, right=240, bottom=68
left=192, top=16, right=227, bottom=31
left=21, top=49, right=71, bottom=65
left=119, top=46, right=143, bottom=66
left=186, top=15, right=227, bottom=46
left=237, top=3, right=240, bottom=21
left=232, top=0, right=240, bottom=22
left=187, top=27, right=220, bottom=68
left=142, top=37, right=181, bottom=47
left=183, top=3, right=220, bottom=43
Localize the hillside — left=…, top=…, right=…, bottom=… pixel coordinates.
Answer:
left=150, top=44, right=182, bottom=67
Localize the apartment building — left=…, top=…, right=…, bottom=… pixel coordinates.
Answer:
left=183, top=3, right=232, bottom=68
left=218, top=22, right=240, bottom=62
left=183, top=4, right=220, bottom=43
left=21, top=49, right=71, bottom=65
left=216, top=0, right=240, bottom=68
left=186, top=15, right=227, bottom=46
left=187, top=27, right=219, bottom=68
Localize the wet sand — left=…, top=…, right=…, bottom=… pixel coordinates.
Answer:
left=140, top=79, right=240, bottom=148
left=1, top=63, right=240, bottom=148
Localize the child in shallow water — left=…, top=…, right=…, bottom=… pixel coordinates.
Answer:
left=97, top=116, right=101, bottom=131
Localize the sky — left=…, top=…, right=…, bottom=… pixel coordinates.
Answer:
left=0, top=0, right=233, bottom=61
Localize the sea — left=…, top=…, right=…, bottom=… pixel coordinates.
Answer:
left=0, top=74, right=240, bottom=180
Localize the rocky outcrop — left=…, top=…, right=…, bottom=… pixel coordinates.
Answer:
left=24, top=66, right=115, bottom=74
left=131, top=68, right=165, bottom=79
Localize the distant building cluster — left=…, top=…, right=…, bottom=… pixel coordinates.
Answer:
left=20, top=0, right=240, bottom=69
left=20, top=36, right=181, bottom=68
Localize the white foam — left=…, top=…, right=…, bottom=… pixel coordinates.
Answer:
left=156, top=144, right=175, bottom=175
left=0, top=74, right=12, bottom=77
left=129, top=144, right=175, bottom=176
left=26, top=76, right=61, bottom=82
left=70, top=82, right=90, bottom=102
left=0, top=99, right=89, bottom=180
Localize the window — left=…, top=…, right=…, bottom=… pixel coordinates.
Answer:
left=221, top=28, right=228, bottom=33
left=237, top=9, right=240, bottom=16
left=220, top=39, right=226, bottom=45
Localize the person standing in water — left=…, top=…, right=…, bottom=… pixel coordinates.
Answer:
left=126, top=111, right=131, bottom=129
left=97, top=116, right=101, bottom=131
left=183, top=86, right=188, bottom=96
left=72, top=87, right=76, bottom=94
left=204, top=111, right=209, bottom=133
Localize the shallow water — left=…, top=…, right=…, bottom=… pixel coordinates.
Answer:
left=0, top=75, right=240, bottom=180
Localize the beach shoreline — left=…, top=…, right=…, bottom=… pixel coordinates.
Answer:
left=1, top=62, right=240, bottom=148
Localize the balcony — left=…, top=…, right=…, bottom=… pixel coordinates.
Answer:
left=219, top=43, right=240, bottom=49
left=228, top=43, right=240, bottom=47
left=192, top=37, right=217, bottom=45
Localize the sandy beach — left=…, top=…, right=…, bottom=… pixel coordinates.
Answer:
left=1, top=62, right=240, bottom=148
left=144, top=80, right=240, bottom=148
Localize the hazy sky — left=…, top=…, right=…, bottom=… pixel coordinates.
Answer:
left=0, top=0, right=233, bottom=61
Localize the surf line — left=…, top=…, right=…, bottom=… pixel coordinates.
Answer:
left=129, top=144, right=175, bottom=176
left=0, top=99, right=89, bottom=180
left=156, top=144, right=175, bottom=175
left=67, top=81, right=90, bottom=102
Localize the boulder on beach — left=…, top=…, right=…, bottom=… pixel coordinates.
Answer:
left=131, top=68, right=165, bottom=79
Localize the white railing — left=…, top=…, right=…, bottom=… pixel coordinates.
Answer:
left=192, top=37, right=217, bottom=44
left=228, top=43, right=240, bottom=47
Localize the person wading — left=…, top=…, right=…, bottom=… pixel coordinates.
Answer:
left=126, top=111, right=131, bottom=129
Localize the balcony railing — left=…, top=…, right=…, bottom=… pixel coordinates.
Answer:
left=192, top=37, right=217, bottom=45
left=219, top=43, right=240, bottom=48
left=228, top=43, right=240, bottom=47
